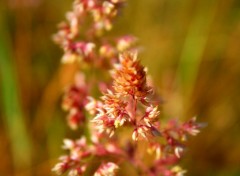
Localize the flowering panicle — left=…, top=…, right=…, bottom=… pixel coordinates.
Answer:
left=89, top=52, right=204, bottom=175
left=55, top=0, right=137, bottom=129
left=92, top=52, right=159, bottom=139
left=53, top=0, right=205, bottom=176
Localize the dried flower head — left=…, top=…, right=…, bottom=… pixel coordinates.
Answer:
left=111, top=52, right=152, bottom=99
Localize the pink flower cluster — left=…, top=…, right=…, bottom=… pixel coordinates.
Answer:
left=91, top=52, right=159, bottom=140
left=54, top=0, right=137, bottom=131
left=52, top=136, right=122, bottom=176
left=62, top=73, right=89, bottom=130
left=88, top=53, right=204, bottom=175
left=53, top=52, right=204, bottom=176
left=52, top=0, right=205, bottom=176
left=53, top=0, right=136, bottom=66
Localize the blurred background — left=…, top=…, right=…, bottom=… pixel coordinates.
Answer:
left=0, top=0, right=240, bottom=175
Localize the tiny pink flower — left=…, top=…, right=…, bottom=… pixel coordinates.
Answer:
left=94, top=162, right=119, bottom=176
left=143, top=106, right=160, bottom=123
left=116, top=35, right=137, bottom=52
left=132, top=125, right=149, bottom=141
left=52, top=162, right=68, bottom=175
left=85, top=97, right=103, bottom=115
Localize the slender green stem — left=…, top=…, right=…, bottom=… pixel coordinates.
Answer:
left=176, top=0, right=217, bottom=112
left=0, top=9, right=32, bottom=172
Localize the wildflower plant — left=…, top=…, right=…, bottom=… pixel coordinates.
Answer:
left=52, top=0, right=205, bottom=175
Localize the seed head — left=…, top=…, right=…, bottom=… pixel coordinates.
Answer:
left=111, top=52, right=152, bottom=99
